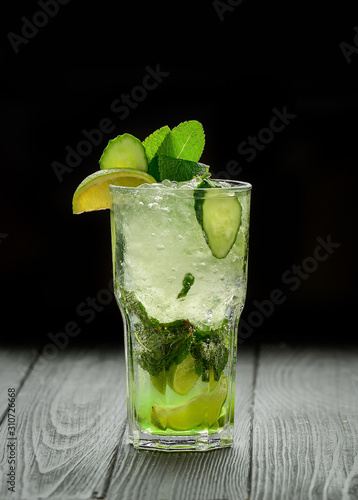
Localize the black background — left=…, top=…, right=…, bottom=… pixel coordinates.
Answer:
left=1, top=0, right=357, bottom=348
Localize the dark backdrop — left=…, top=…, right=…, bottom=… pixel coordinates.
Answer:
left=1, top=0, right=357, bottom=348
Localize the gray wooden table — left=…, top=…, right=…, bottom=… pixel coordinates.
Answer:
left=1, top=341, right=358, bottom=500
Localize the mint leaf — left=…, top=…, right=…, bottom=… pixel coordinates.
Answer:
left=120, top=288, right=195, bottom=376
left=177, top=273, right=195, bottom=299
left=120, top=287, right=229, bottom=380
left=147, top=156, right=161, bottom=182
left=142, top=125, right=170, bottom=163
left=158, top=156, right=208, bottom=182
left=142, top=121, right=207, bottom=182
left=190, top=322, right=229, bottom=382
left=134, top=319, right=194, bottom=376
left=158, top=120, right=205, bottom=161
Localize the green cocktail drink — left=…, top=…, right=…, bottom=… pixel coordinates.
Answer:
left=110, top=178, right=251, bottom=451
left=72, top=120, right=252, bottom=451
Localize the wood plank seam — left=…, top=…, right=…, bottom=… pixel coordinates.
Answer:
left=0, top=349, right=41, bottom=427
left=247, top=341, right=261, bottom=500
left=249, top=344, right=358, bottom=500
left=95, top=419, right=127, bottom=499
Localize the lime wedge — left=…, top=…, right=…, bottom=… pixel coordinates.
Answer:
left=209, top=368, right=218, bottom=392
left=167, top=353, right=199, bottom=395
left=151, top=376, right=228, bottom=431
left=150, top=372, right=167, bottom=395
left=72, top=168, right=156, bottom=214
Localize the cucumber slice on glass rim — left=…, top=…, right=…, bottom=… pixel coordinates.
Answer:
left=99, top=133, right=148, bottom=171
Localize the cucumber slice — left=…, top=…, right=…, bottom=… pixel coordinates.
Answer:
left=195, top=185, right=242, bottom=259
left=99, top=133, right=148, bottom=171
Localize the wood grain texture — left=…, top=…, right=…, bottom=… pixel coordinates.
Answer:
left=0, top=344, right=126, bottom=500
left=2, top=342, right=357, bottom=500
left=250, top=344, right=358, bottom=500
left=106, top=343, right=257, bottom=500
left=0, top=343, right=38, bottom=420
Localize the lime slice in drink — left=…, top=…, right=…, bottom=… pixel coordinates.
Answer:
left=151, top=376, right=228, bottom=431
left=72, top=168, right=156, bottom=214
left=209, top=368, right=218, bottom=392
left=167, top=353, right=200, bottom=395
left=100, top=133, right=148, bottom=171
left=150, top=372, right=167, bottom=395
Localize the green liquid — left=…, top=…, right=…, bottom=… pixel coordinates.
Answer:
left=110, top=181, right=250, bottom=445
left=134, top=366, right=229, bottom=435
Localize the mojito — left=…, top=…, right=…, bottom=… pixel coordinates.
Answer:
left=72, top=120, right=252, bottom=451
left=110, top=179, right=251, bottom=450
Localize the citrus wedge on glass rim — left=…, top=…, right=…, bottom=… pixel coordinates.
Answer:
left=72, top=168, right=156, bottom=214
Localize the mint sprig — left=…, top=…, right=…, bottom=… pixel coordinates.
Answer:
left=158, top=157, right=208, bottom=182
left=120, top=287, right=229, bottom=381
left=142, top=120, right=207, bottom=183
left=158, top=120, right=205, bottom=161
left=190, top=321, right=230, bottom=382
left=142, top=125, right=170, bottom=163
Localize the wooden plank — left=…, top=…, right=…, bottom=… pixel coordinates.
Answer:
left=250, top=344, right=358, bottom=500
left=106, top=343, right=257, bottom=500
left=0, top=344, right=126, bottom=500
left=0, top=343, right=38, bottom=419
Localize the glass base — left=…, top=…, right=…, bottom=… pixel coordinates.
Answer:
left=129, top=427, right=233, bottom=452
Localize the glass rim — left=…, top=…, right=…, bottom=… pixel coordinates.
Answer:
left=109, top=179, right=252, bottom=194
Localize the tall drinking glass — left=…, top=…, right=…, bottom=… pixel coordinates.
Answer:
left=110, top=180, right=252, bottom=451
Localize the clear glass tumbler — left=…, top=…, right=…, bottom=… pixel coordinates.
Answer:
left=110, top=180, right=252, bottom=451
